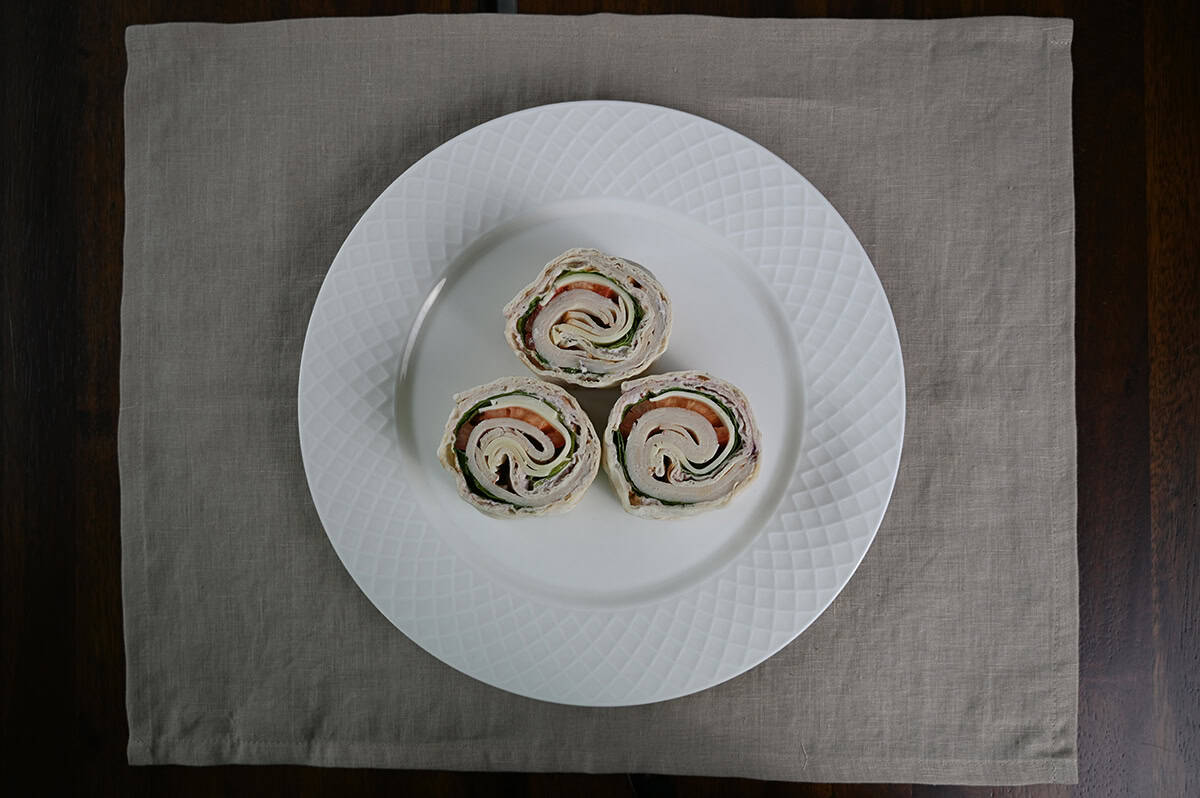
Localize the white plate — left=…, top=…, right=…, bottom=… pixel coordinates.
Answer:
left=299, top=101, right=904, bottom=706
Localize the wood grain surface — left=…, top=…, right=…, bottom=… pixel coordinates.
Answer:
left=2, top=1, right=1195, bottom=795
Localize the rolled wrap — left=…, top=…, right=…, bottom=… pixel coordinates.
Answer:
left=438, top=376, right=600, bottom=518
left=603, top=371, right=762, bottom=518
left=503, top=248, right=672, bottom=388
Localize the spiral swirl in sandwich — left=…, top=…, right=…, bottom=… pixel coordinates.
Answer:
left=438, top=377, right=600, bottom=518
left=503, top=248, right=672, bottom=388
left=603, top=371, right=762, bottom=518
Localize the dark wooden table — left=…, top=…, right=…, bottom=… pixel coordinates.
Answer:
left=3, top=1, right=1195, bottom=795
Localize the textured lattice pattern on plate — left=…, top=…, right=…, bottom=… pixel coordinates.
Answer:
left=298, top=102, right=905, bottom=705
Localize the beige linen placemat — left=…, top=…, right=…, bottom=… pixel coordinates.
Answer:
left=121, top=14, right=1076, bottom=783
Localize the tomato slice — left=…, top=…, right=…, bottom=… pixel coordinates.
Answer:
left=552, top=281, right=618, bottom=300
left=456, top=406, right=566, bottom=450
left=618, top=395, right=730, bottom=444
